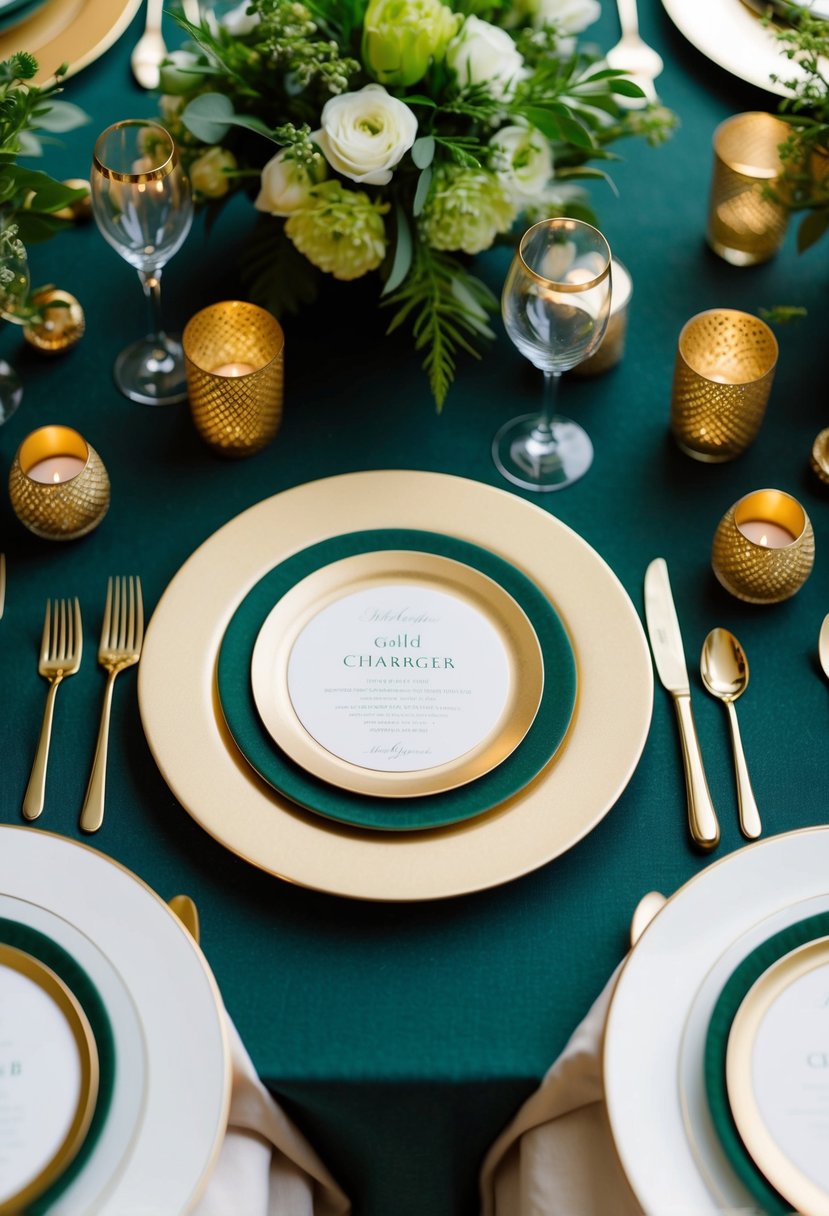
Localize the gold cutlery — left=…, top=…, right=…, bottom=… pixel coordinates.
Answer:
left=606, top=0, right=664, bottom=105
left=0, top=553, right=5, bottom=620
left=79, top=577, right=144, bottom=834
left=131, top=0, right=167, bottom=90
left=629, top=890, right=667, bottom=948
left=820, top=614, right=829, bottom=682
left=700, top=628, right=761, bottom=840
left=168, top=894, right=201, bottom=945
left=644, top=558, right=720, bottom=850
left=23, top=598, right=83, bottom=821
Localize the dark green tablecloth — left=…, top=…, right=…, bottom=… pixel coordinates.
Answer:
left=0, top=4, right=826, bottom=1213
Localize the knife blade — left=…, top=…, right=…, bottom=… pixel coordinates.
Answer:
left=820, top=614, right=829, bottom=682
left=644, top=558, right=720, bottom=850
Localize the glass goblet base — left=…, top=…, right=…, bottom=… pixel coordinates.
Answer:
left=492, top=413, right=593, bottom=492
left=114, top=334, right=188, bottom=406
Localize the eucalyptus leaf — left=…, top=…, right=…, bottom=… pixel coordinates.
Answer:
left=413, top=165, right=432, bottom=217
left=33, top=101, right=89, bottom=133
left=411, top=135, right=435, bottom=170
left=382, top=206, right=412, bottom=296
left=181, top=92, right=234, bottom=143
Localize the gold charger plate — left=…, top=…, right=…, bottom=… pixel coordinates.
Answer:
left=0, top=0, right=142, bottom=83
left=0, top=944, right=98, bottom=1216
left=138, top=470, right=653, bottom=902
left=726, top=937, right=829, bottom=1216
left=250, top=550, right=544, bottom=798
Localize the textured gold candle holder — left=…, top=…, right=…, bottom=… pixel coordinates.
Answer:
left=670, top=309, right=778, bottom=462
left=571, top=257, right=632, bottom=377
left=54, top=179, right=92, bottom=224
left=707, top=112, right=790, bottom=266
left=183, top=301, right=284, bottom=458
left=711, top=489, right=815, bottom=604
left=810, top=426, right=829, bottom=486
left=23, top=289, right=85, bottom=355
left=9, top=426, right=110, bottom=541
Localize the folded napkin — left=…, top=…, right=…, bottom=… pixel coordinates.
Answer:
left=479, top=967, right=642, bottom=1216
left=194, top=1012, right=350, bottom=1216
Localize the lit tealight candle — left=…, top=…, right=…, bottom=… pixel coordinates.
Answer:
left=26, top=455, right=86, bottom=484
left=212, top=362, right=257, bottom=377
left=737, top=519, right=795, bottom=549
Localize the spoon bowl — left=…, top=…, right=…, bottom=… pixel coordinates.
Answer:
left=700, top=627, right=761, bottom=840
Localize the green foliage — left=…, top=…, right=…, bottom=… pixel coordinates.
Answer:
left=759, top=304, right=808, bottom=324
left=240, top=214, right=321, bottom=315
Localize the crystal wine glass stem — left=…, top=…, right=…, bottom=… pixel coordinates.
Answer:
left=139, top=268, right=167, bottom=340
left=533, top=370, right=562, bottom=443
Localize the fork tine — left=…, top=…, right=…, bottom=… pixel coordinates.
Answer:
left=50, top=600, right=59, bottom=661
left=100, top=577, right=113, bottom=650
left=73, top=598, right=82, bottom=660
left=59, top=598, right=67, bottom=663
left=118, top=577, right=128, bottom=651
left=126, top=576, right=135, bottom=651
left=135, top=577, right=144, bottom=649
left=40, top=599, right=51, bottom=663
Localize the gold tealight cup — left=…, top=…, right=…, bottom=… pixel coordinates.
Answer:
left=183, top=301, right=285, bottom=458
left=571, top=257, right=633, bottom=377
left=670, top=309, right=778, bottom=462
left=9, top=425, right=110, bottom=540
left=707, top=112, right=791, bottom=266
left=711, top=488, right=815, bottom=604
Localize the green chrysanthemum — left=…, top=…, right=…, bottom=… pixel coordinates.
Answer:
left=285, top=179, right=389, bottom=281
left=421, top=165, right=517, bottom=255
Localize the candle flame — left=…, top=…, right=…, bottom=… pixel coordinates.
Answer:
left=52, top=472, right=61, bottom=484
left=759, top=533, right=769, bottom=547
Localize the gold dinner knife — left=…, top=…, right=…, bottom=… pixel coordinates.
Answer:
left=820, top=614, right=829, bottom=682
left=644, top=558, right=720, bottom=850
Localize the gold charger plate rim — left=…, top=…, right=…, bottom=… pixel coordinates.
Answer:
left=138, top=470, right=653, bottom=902
left=0, top=943, right=99, bottom=1216
left=726, top=936, right=829, bottom=1216
left=0, top=0, right=143, bottom=83
left=250, top=549, right=545, bottom=798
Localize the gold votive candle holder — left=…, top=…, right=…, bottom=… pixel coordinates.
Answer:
left=670, top=309, right=778, bottom=462
left=23, top=288, right=85, bottom=355
left=571, top=257, right=633, bottom=377
left=183, top=301, right=284, bottom=458
left=707, top=112, right=790, bottom=266
left=9, top=425, right=110, bottom=540
left=711, top=489, right=815, bottom=604
left=811, top=426, right=829, bottom=486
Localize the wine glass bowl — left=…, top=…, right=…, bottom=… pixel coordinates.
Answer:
left=495, top=218, right=612, bottom=492
left=91, top=120, right=193, bottom=405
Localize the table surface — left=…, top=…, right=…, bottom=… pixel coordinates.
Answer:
left=0, top=3, right=827, bottom=1214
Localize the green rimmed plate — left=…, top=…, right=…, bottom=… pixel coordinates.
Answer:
left=218, top=528, right=577, bottom=831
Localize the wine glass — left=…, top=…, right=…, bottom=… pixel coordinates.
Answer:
left=494, top=218, right=612, bottom=492
left=91, top=120, right=193, bottom=405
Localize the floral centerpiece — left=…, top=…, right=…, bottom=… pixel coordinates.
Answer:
left=162, top=0, right=673, bottom=406
left=0, top=53, right=88, bottom=322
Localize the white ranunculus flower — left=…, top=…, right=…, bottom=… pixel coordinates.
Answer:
left=532, top=0, right=600, bottom=32
left=254, top=148, right=326, bottom=217
left=446, top=16, right=526, bottom=101
left=490, top=125, right=553, bottom=203
left=317, top=84, right=417, bottom=186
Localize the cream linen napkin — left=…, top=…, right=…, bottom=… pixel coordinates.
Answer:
left=194, top=1012, right=351, bottom=1216
left=479, top=967, right=642, bottom=1216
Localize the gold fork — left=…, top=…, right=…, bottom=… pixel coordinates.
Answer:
left=23, top=598, right=83, bottom=821
left=79, top=577, right=144, bottom=834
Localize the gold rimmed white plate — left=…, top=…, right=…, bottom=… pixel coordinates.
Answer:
left=0, top=945, right=98, bottom=1216
left=250, top=550, right=544, bottom=798
left=0, top=0, right=142, bottom=83
left=139, top=471, right=653, bottom=902
left=726, top=937, right=829, bottom=1216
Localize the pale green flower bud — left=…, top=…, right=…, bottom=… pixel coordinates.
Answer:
left=190, top=147, right=237, bottom=199
left=362, top=0, right=460, bottom=87
left=285, top=180, right=389, bottom=281
left=158, top=51, right=204, bottom=96
left=421, top=164, right=517, bottom=255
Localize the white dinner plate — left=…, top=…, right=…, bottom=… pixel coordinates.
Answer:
left=139, top=471, right=653, bottom=902
left=0, top=828, right=230, bottom=1214
left=660, top=0, right=829, bottom=96
left=604, top=828, right=829, bottom=1215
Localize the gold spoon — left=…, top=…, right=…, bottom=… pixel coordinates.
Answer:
left=701, top=628, right=761, bottom=840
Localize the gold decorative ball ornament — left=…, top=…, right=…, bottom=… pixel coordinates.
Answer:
left=810, top=426, right=829, bottom=486
left=54, top=179, right=93, bottom=223
left=9, top=425, right=110, bottom=541
left=23, top=289, right=85, bottom=355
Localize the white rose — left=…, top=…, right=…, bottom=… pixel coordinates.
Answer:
left=254, top=148, right=326, bottom=217
left=446, top=16, right=525, bottom=101
left=490, top=125, right=553, bottom=203
left=532, top=0, right=600, bottom=32
left=220, top=0, right=260, bottom=36
left=317, top=85, right=417, bottom=187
